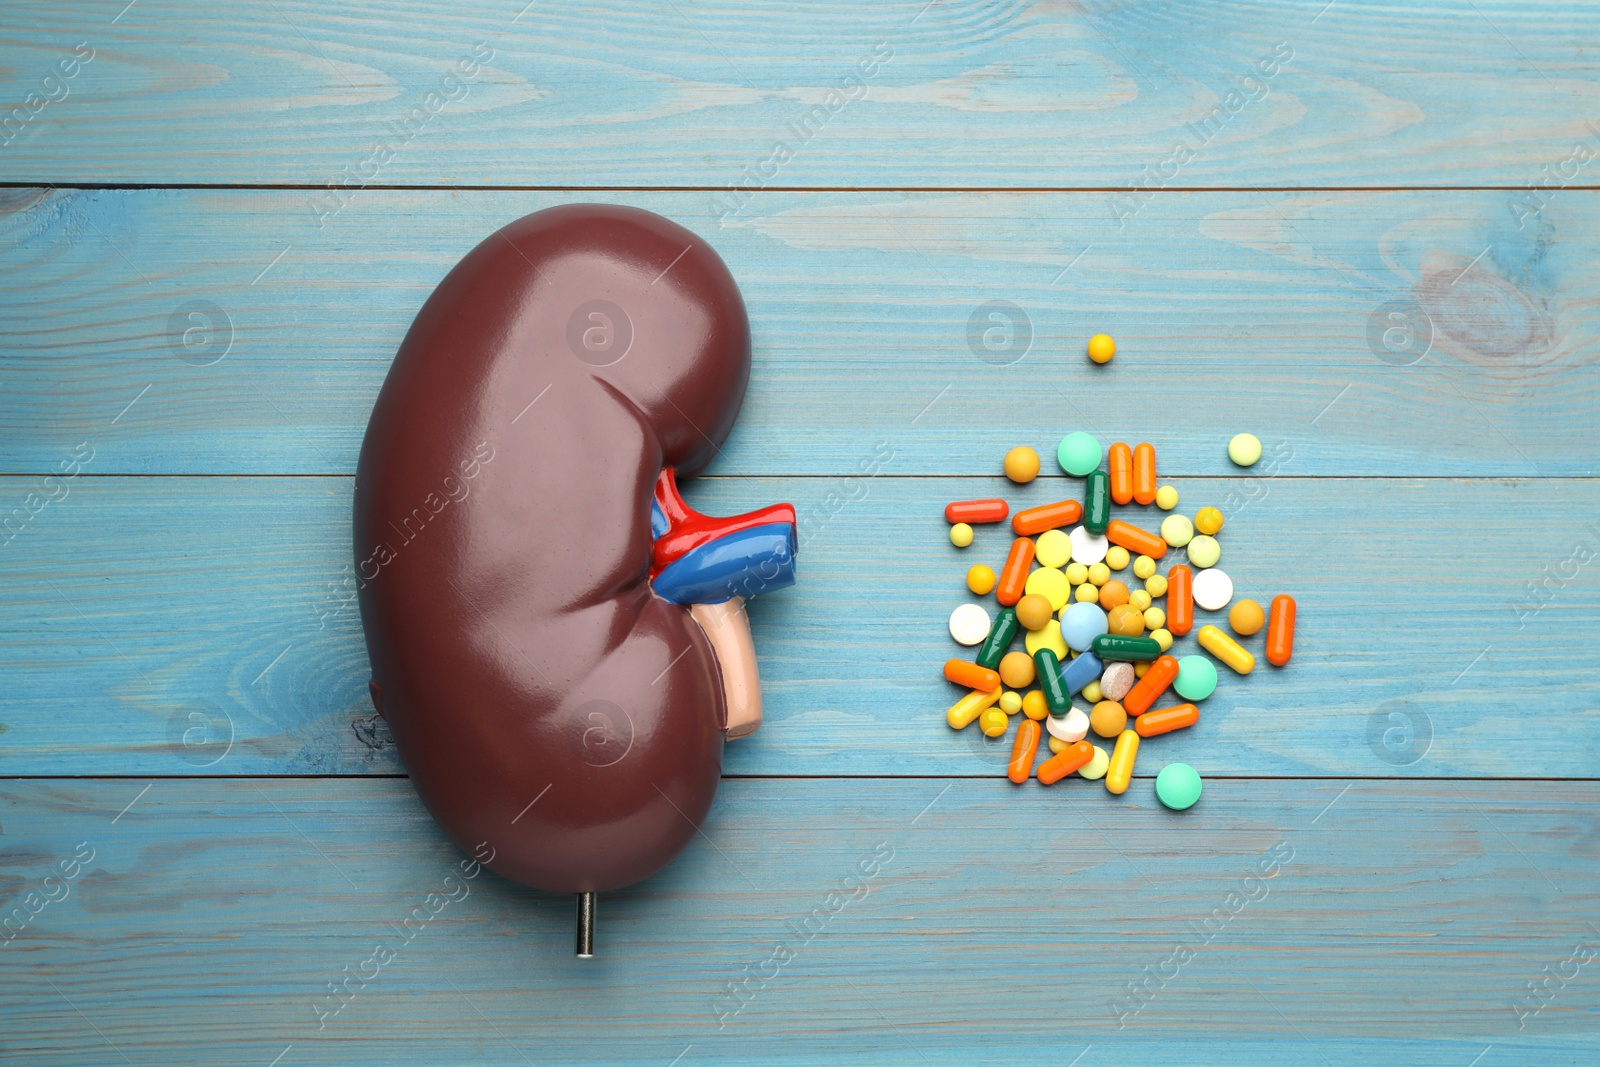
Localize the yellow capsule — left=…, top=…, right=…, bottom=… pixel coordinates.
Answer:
left=979, top=707, right=1009, bottom=737
left=1088, top=562, right=1111, bottom=586
left=1150, top=627, right=1173, bottom=652
left=999, top=690, right=1023, bottom=715
left=1105, top=545, right=1130, bottom=571
left=950, top=522, right=974, bottom=547
left=1194, top=506, right=1224, bottom=536
left=1047, top=735, right=1068, bottom=755
left=1198, top=623, right=1256, bottom=674
left=1145, top=574, right=1168, bottom=598
left=1129, top=589, right=1152, bottom=612
left=1065, top=562, right=1089, bottom=586
left=1143, top=606, right=1166, bottom=631
left=1075, top=583, right=1100, bottom=604
left=1081, top=679, right=1103, bottom=704
left=1106, top=729, right=1139, bottom=794
left=1133, top=555, right=1157, bottom=580
left=1155, top=485, right=1179, bottom=511
left=947, top=686, right=1003, bottom=729
left=1021, top=689, right=1048, bottom=721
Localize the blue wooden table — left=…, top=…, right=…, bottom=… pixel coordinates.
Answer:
left=3, top=3, right=1598, bottom=1064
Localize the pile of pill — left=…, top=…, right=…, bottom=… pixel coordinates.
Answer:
left=942, top=430, right=1296, bottom=811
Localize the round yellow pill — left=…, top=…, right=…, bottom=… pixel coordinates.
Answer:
left=1143, top=606, right=1166, bottom=631
left=1047, top=735, right=1068, bottom=755
left=1155, top=485, right=1179, bottom=511
left=1081, top=679, right=1103, bottom=704
left=1134, top=661, right=1150, bottom=678
left=999, top=690, right=1024, bottom=715
left=1187, top=534, right=1221, bottom=569
left=1195, top=506, right=1224, bottom=536
left=1035, top=528, right=1072, bottom=569
left=1021, top=690, right=1048, bottom=720
left=1230, top=598, right=1266, bottom=636
left=1105, top=545, right=1130, bottom=571
left=1024, top=618, right=1069, bottom=660
left=1025, top=566, right=1071, bottom=612
left=1107, top=604, right=1145, bottom=637
left=1088, top=562, right=1111, bottom=586
left=1079, top=744, right=1110, bottom=780
left=1128, top=589, right=1152, bottom=611
left=1004, top=446, right=1041, bottom=484
left=1090, top=700, right=1127, bottom=738
left=950, top=522, right=973, bottom=548
left=1145, top=574, right=1168, bottom=598
left=1065, top=562, right=1089, bottom=586
left=999, top=651, right=1036, bottom=690
left=1133, top=555, right=1156, bottom=580
left=967, top=564, right=997, bottom=595
left=980, top=708, right=1008, bottom=737
left=1160, top=514, right=1193, bottom=548
left=1150, top=627, right=1173, bottom=652
left=1228, top=433, right=1262, bottom=467
left=1075, top=583, right=1100, bottom=604
left=1087, top=333, right=1115, bottom=364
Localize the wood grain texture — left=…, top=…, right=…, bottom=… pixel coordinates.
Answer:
left=2, top=1, right=1599, bottom=188
left=0, top=187, right=1594, bottom=477
left=2, top=778, right=1597, bottom=1066
left=2, top=474, right=1594, bottom=778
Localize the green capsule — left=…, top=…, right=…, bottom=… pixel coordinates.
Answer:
left=1034, top=648, right=1070, bottom=714
left=1091, top=634, right=1163, bottom=662
left=975, top=608, right=1019, bottom=670
left=1083, top=469, right=1110, bottom=535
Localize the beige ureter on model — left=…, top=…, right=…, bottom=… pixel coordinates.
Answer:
left=689, top=598, right=763, bottom=739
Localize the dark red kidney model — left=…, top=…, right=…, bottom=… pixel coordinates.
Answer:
left=354, top=204, right=796, bottom=957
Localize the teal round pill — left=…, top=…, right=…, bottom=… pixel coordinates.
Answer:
left=1057, top=432, right=1102, bottom=477
left=1155, top=763, right=1203, bottom=810
left=1173, top=655, right=1217, bottom=701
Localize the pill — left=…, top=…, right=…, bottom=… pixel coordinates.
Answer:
left=1156, top=485, right=1179, bottom=511
left=1047, top=735, right=1067, bottom=754
left=1037, top=739, right=1096, bottom=784
left=1105, top=519, right=1167, bottom=560
left=999, top=690, right=1023, bottom=715
left=1192, top=567, right=1233, bottom=611
left=949, top=522, right=973, bottom=547
left=1132, top=443, right=1157, bottom=505
left=1145, top=573, right=1168, bottom=598
left=949, top=603, right=991, bottom=645
left=1134, top=661, right=1150, bottom=678
left=1022, top=689, right=1048, bottom=720
left=1083, top=468, right=1111, bottom=535
left=1004, top=446, right=1041, bottom=483
left=1090, top=699, right=1127, bottom=738
left=1187, top=535, right=1221, bottom=570
left=1057, top=432, right=1102, bottom=477
left=1107, top=603, right=1145, bottom=637
left=1108, top=442, right=1134, bottom=505
left=1025, top=566, right=1071, bottom=612
left=1024, top=618, right=1070, bottom=660
left=1008, top=718, right=1042, bottom=782
left=1015, top=593, right=1054, bottom=632
left=1081, top=679, right=1103, bottom=703
left=1228, top=433, right=1262, bottom=467
left=945, top=659, right=1001, bottom=691
left=947, top=685, right=1003, bottom=728
left=1099, top=661, right=1136, bottom=702
left=1129, top=588, right=1152, bottom=611
left=1087, top=333, right=1116, bottom=364
left=980, top=707, right=1009, bottom=737
left=1136, top=703, right=1199, bottom=737
left=1267, top=594, right=1297, bottom=666
left=1014, top=499, right=1084, bottom=536
left=1088, top=562, right=1111, bottom=586
left=1065, top=562, right=1089, bottom=586
left=1060, top=650, right=1103, bottom=695
left=1068, top=524, right=1108, bottom=565
left=1159, top=514, right=1194, bottom=548
left=1197, top=624, right=1253, bottom=674
left=1106, top=730, right=1140, bottom=794
left=1132, top=555, right=1156, bottom=580
left=1155, top=763, right=1203, bottom=810
left=1099, top=580, right=1130, bottom=611
left=996, top=537, right=1036, bottom=606
left=998, top=650, right=1036, bottom=689
left=945, top=498, right=1009, bottom=525
left=1074, top=584, right=1099, bottom=604
left=1229, top=598, right=1265, bottom=636
left=1045, top=706, right=1090, bottom=743
left=1079, top=744, right=1110, bottom=780
left=1150, top=627, right=1172, bottom=651
left=966, top=564, right=997, bottom=595
left=1034, top=528, right=1072, bottom=569
left=1142, top=606, right=1166, bottom=631
left=975, top=607, right=1020, bottom=669
left=1194, top=506, right=1224, bottom=536
left=1061, top=601, right=1109, bottom=651
left=1172, top=655, right=1218, bottom=701
left=1105, top=547, right=1131, bottom=573
left=1035, top=648, right=1071, bottom=714
left=1122, top=654, right=1179, bottom=715
left=1166, top=565, right=1193, bottom=636
left=1091, top=634, right=1163, bottom=661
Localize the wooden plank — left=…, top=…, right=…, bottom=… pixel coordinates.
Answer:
left=2, top=2, right=1599, bottom=188
left=0, top=187, right=1595, bottom=476
left=2, top=474, right=1594, bottom=778
left=1, top=777, right=1595, bottom=1064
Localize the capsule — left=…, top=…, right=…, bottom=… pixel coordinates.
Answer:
left=1135, top=703, right=1199, bottom=738
left=1059, top=649, right=1102, bottom=696
left=944, top=659, right=1001, bottom=692
left=1106, top=729, right=1139, bottom=794
left=1084, top=469, right=1111, bottom=535
left=1008, top=718, right=1042, bottom=783
left=1267, top=594, right=1297, bottom=666
left=1133, top=442, right=1157, bottom=505
left=1037, top=739, right=1095, bottom=784
left=1167, top=564, right=1193, bottom=636
left=1105, top=519, right=1166, bottom=560
left=1013, top=499, right=1083, bottom=536
left=947, top=686, right=1003, bottom=729
left=1035, top=648, right=1070, bottom=714
left=1198, top=624, right=1255, bottom=674
left=1108, top=442, right=1134, bottom=505
left=996, top=537, right=1036, bottom=607
left=1122, top=654, right=1178, bottom=715
left=945, top=498, right=1008, bottom=525
left=1091, top=634, right=1163, bottom=661
left=974, top=607, right=1019, bottom=670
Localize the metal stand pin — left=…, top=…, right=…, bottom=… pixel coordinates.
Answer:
left=575, top=892, right=596, bottom=958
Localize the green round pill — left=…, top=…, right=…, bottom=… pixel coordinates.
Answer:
left=1186, top=534, right=1221, bottom=569
left=1173, top=655, right=1217, bottom=701
left=1057, top=432, right=1102, bottom=477
left=1155, top=763, right=1203, bottom=810
left=1228, top=433, right=1262, bottom=467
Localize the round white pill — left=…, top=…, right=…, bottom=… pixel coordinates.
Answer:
left=1045, top=706, right=1090, bottom=743
left=1192, top=568, right=1234, bottom=611
left=1068, top=525, right=1108, bottom=565
left=948, top=603, right=992, bottom=646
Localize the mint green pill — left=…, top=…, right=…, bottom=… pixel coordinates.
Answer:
left=1173, top=655, right=1217, bottom=701
left=1057, top=432, right=1102, bottom=477
left=1155, top=763, right=1203, bottom=810
left=1228, top=433, right=1262, bottom=467
left=1186, top=534, right=1221, bottom=569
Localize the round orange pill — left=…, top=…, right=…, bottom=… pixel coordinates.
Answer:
left=1229, top=598, right=1265, bottom=636
left=1021, top=690, right=1048, bottom=720
left=1004, top=446, right=1041, bottom=484
left=1106, top=603, right=1145, bottom=637
left=1098, top=580, right=1129, bottom=609
left=998, top=650, right=1036, bottom=689
left=1014, top=593, right=1054, bottom=632
left=1090, top=700, right=1127, bottom=738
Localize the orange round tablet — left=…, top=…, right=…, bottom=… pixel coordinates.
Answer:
left=1229, top=598, right=1265, bottom=636
left=998, top=650, right=1036, bottom=689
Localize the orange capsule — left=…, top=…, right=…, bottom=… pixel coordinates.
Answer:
left=996, top=537, right=1036, bottom=607
left=1105, top=519, right=1167, bottom=560
left=945, top=498, right=1009, bottom=525
left=1012, top=499, right=1083, bottom=536
left=1008, top=718, right=1042, bottom=783
left=1267, top=594, right=1297, bottom=666
left=1123, top=654, right=1178, bottom=715
left=1037, top=739, right=1095, bottom=784
left=1108, top=442, right=1134, bottom=505
left=945, top=659, right=1001, bottom=692
left=1167, top=564, right=1193, bottom=636
left=1135, top=703, right=1199, bottom=737
left=1132, top=442, right=1157, bottom=505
